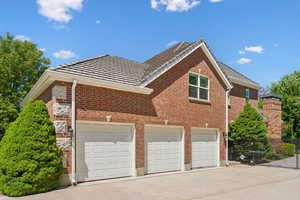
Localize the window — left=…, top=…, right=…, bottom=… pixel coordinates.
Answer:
left=244, top=88, right=250, bottom=99
left=189, top=73, right=209, bottom=101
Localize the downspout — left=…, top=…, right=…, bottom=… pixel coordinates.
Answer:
left=225, top=89, right=230, bottom=166
left=71, top=80, right=78, bottom=185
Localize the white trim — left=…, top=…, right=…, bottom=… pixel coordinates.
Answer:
left=140, top=41, right=232, bottom=90
left=71, top=80, right=78, bottom=185
left=22, top=70, right=153, bottom=107
left=200, top=44, right=233, bottom=90
left=144, top=124, right=185, bottom=172
left=77, top=120, right=135, bottom=127
left=188, top=72, right=210, bottom=101
left=225, top=90, right=230, bottom=166
left=190, top=127, right=220, bottom=168
left=76, top=120, right=137, bottom=178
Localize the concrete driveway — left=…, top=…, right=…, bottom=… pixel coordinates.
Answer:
left=1, top=166, right=300, bottom=200
left=261, top=155, right=299, bottom=169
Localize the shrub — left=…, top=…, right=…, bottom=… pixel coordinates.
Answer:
left=0, top=101, right=63, bottom=197
left=229, top=102, right=271, bottom=162
left=264, top=152, right=287, bottom=161
left=276, top=143, right=295, bottom=157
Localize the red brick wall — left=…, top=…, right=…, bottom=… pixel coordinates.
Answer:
left=262, top=99, right=282, bottom=146
left=38, top=47, right=228, bottom=174
left=229, top=83, right=258, bottom=122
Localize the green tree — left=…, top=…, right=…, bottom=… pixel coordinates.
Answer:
left=0, top=101, right=63, bottom=197
left=0, top=98, right=18, bottom=140
left=0, top=33, right=49, bottom=140
left=271, top=71, right=300, bottom=139
left=229, top=103, right=271, bottom=161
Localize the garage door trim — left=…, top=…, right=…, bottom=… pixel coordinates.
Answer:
left=144, top=124, right=185, bottom=173
left=76, top=120, right=137, bottom=180
left=191, top=127, right=220, bottom=168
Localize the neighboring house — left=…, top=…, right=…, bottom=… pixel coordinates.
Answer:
left=23, top=40, right=281, bottom=185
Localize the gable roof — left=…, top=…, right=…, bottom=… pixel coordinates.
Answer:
left=144, top=41, right=260, bottom=89
left=23, top=40, right=260, bottom=105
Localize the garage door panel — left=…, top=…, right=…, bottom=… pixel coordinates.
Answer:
left=76, top=124, right=133, bottom=182
left=145, top=127, right=182, bottom=174
left=192, top=129, right=218, bottom=169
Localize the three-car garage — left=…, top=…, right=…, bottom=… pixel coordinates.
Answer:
left=75, top=121, right=220, bottom=183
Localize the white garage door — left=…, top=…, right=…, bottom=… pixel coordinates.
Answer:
left=76, top=123, right=134, bottom=182
left=192, top=128, right=219, bottom=169
left=145, top=126, right=183, bottom=174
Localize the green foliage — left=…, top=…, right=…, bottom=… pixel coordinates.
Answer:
left=229, top=102, right=271, bottom=161
left=0, top=33, right=49, bottom=141
left=271, top=71, right=300, bottom=139
left=0, top=101, right=63, bottom=197
left=276, top=143, right=295, bottom=157
left=0, top=98, right=18, bottom=141
left=257, top=100, right=264, bottom=110
left=264, top=152, right=287, bottom=161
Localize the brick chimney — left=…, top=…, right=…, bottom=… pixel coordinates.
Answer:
left=261, top=93, right=282, bottom=148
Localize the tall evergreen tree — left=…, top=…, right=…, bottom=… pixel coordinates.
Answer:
left=229, top=102, right=271, bottom=161
left=0, top=101, right=63, bottom=197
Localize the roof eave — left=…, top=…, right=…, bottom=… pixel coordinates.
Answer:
left=230, top=79, right=261, bottom=90
left=21, top=70, right=154, bottom=107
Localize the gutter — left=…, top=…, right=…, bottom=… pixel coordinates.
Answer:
left=225, top=89, right=231, bottom=166
left=21, top=70, right=153, bottom=107
left=71, top=80, right=78, bottom=185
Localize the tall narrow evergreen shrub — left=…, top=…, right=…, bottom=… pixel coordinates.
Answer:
left=0, top=101, right=63, bottom=197
left=229, top=102, right=271, bottom=161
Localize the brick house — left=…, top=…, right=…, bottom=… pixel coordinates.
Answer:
left=23, top=40, right=281, bottom=185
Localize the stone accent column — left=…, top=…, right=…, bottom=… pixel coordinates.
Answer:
left=262, top=96, right=282, bottom=148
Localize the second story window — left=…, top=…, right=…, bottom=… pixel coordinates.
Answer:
left=244, top=88, right=250, bottom=99
left=189, top=72, right=209, bottom=101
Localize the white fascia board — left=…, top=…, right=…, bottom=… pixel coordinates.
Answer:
left=140, top=42, right=233, bottom=90
left=21, top=70, right=52, bottom=107
left=140, top=41, right=203, bottom=87
left=200, top=44, right=233, bottom=90
left=22, top=70, right=153, bottom=107
left=49, top=71, right=153, bottom=94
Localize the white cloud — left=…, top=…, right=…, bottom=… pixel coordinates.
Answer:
left=166, top=40, right=179, bottom=47
left=151, top=0, right=200, bottom=12
left=53, top=50, right=77, bottom=59
left=239, top=50, right=245, bottom=55
left=96, top=20, right=101, bottom=24
left=244, top=46, right=264, bottom=54
left=37, top=0, right=84, bottom=23
left=39, top=48, right=47, bottom=52
left=209, top=0, right=223, bottom=3
left=15, top=35, right=31, bottom=42
left=237, top=58, right=252, bottom=65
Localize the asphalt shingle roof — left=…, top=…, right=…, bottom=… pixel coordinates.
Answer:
left=51, top=41, right=260, bottom=89
left=217, top=62, right=260, bottom=88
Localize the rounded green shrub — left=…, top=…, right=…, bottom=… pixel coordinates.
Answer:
left=276, top=143, right=296, bottom=157
left=0, top=101, right=63, bottom=197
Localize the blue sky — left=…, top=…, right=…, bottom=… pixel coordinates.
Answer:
left=1, top=0, right=299, bottom=87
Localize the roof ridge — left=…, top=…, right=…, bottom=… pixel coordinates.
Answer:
left=50, top=54, right=109, bottom=71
